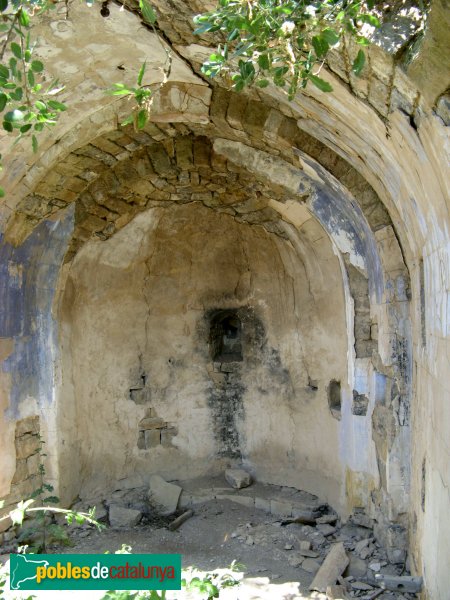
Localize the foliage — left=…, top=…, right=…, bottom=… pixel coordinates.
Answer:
left=194, top=0, right=382, bottom=98
left=0, top=0, right=69, bottom=196
left=181, top=563, right=240, bottom=600
left=0, top=0, right=426, bottom=198
left=0, top=437, right=103, bottom=553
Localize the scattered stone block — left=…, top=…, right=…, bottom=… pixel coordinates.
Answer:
left=302, top=558, right=322, bottom=574
left=354, top=538, right=371, bottom=554
left=317, top=524, right=337, bottom=536
left=360, top=543, right=375, bottom=560
left=345, top=555, right=367, bottom=579
left=351, top=581, right=373, bottom=591
left=299, top=540, right=311, bottom=551
left=317, top=514, right=338, bottom=525
left=224, top=468, right=252, bottom=489
left=148, top=475, right=182, bottom=516
left=387, top=547, right=406, bottom=564
left=288, top=553, right=304, bottom=568
left=109, top=505, right=142, bottom=528
left=326, top=585, right=347, bottom=600
left=309, top=542, right=349, bottom=593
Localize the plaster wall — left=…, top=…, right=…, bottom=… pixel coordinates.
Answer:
left=58, top=203, right=349, bottom=509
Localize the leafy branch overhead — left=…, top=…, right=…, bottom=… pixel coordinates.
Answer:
left=194, top=0, right=381, bottom=97
left=0, top=0, right=424, bottom=199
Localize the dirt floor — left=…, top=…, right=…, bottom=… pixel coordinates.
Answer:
left=1, top=478, right=420, bottom=600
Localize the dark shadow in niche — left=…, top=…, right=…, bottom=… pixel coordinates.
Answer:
left=209, top=310, right=243, bottom=362
left=328, top=379, right=342, bottom=420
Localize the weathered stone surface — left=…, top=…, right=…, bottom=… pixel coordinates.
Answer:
left=326, top=585, right=347, bottom=600
left=109, top=505, right=142, bottom=528
left=148, top=475, right=182, bottom=515
left=224, top=469, right=252, bottom=490
left=310, top=542, right=349, bottom=593
left=302, top=558, right=322, bottom=574
left=345, top=555, right=368, bottom=579
left=15, top=434, right=40, bottom=460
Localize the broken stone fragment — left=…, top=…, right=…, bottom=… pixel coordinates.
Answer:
left=309, top=542, right=349, bottom=593
left=326, top=584, right=347, bottom=600
left=354, top=538, right=371, bottom=554
left=387, top=547, right=407, bottom=564
left=351, top=512, right=374, bottom=529
left=109, top=504, right=142, bottom=528
left=344, top=555, right=367, bottom=579
left=148, top=474, right=182, bottom=516
left=224, top=468, right=252, bottom=489
left=350, top=581, right=373, bottom=591
left=317, top=514, right=338, bottom=525
left=288, top=554, right=304, bottom=568
left=299, top=540, right=311, bottom=551
left=302, top=558, right=322, bottom=574
left=317, top=523, right=337, bottom=536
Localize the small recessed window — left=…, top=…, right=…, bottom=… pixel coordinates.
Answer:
left=328, top=380, right=341, bottom=420
left=209, top=311, right=243, bottom=362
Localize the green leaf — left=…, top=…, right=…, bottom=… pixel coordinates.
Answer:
left=321, top=27, right=340, bottom=46
left=137, top=61, right=146, bottom=86
left=308, top=74, right=333, bottom=92
left=47, top=100, right=67, bottom=111
left=355, top=35, right=370, bottom=46
left=27, top=70, right=35, bottom=86
left=32, top=134, right=38, bottom=153
left=10, top=87, right=22, bottom=101
left=35, top=100, right=46, bottom=111
left=352, top=49, right=366, bottom=76
left=257, top=53, right=270, bottom=70
left=256, top=79, right=269, bottom=88
left=19, top=8, right=30, bottom=27
left=137, top=108, right=147, bottom=129
left=0, top=64, right=8, bottom=79
left=0, top=0, right=8, bottom=13
left=120, top=114, right=134, bottom=126
left=11, top=42, right=22, bottom=60
left=31, top=60, right=44, bottom=73
left=359, top=13, right=380, bottom=28
left=20, top=123, right=32, bottom=133
left=3, top=120, right=13, bottom=132
left=312, top=35, right=329, bottom=59
left=0, top=93, right=7, bottom=111
left=4, top=108, right=24, bottom=122
left=139, top=0, right=157, bottom=24
left=0, top=187, right=4, bottom=198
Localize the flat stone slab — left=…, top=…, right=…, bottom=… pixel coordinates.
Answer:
left=309, top=542, right=349, bottom=593
left=148, top=474, right=182, bottom=516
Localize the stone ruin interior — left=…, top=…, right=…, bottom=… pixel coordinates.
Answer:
left=0, top=1, right=448, bottom=599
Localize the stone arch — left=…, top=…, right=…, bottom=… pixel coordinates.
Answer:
left=0, top=4, right=448, bottom=593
